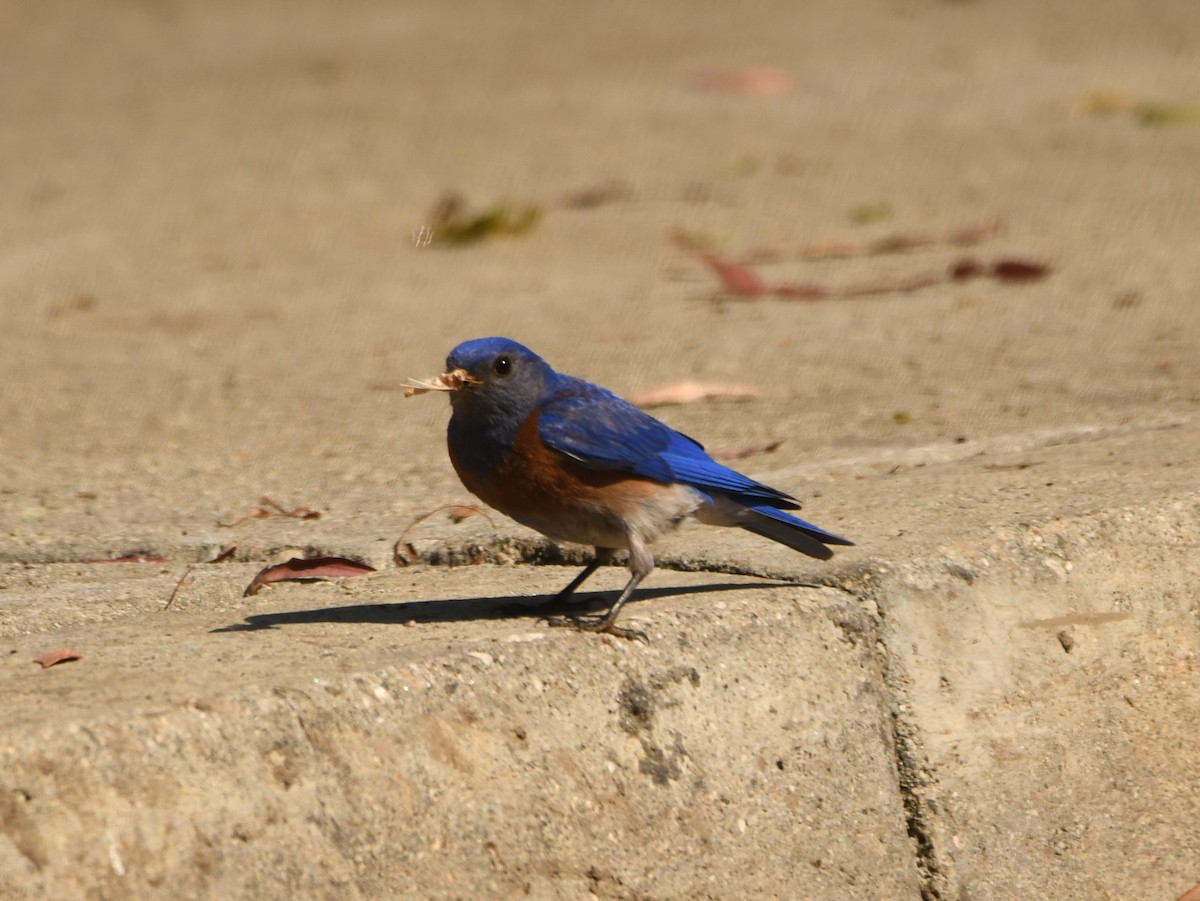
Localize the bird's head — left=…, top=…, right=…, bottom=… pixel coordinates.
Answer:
left=409, top=337, right=555, bottom=426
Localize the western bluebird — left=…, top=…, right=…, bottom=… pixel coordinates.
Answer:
left=413, top=337, right=852, bottom=640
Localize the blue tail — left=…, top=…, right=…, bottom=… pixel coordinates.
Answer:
left=739, top=505, right=854, bottom=561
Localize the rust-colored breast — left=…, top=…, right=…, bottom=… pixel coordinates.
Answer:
left=448, top=411, right=661, bottom=527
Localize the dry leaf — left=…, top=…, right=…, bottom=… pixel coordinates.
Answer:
left=1175, top=881, right=1200, bottom=901
left=217, top=496, right=320, bottom=528
left=629, top=380, right=761, bottom=408
left=243, top=556, right=375, bottom=597
left=950, top=258, right=985, bottom=281
left=696, top=251, right=767, bottom=297
left=444, top=504, right=491, bottom=524
left=991, top=259, right=1052, bottom=282
left=674, top=223, right=1039, bottom=301
left=403, top=368, right=478, bottom=398
left=33, top=648, right=83, bottom=668
left=426, top=193, right=541, bottom=245
left=394, top=504, right=497, bottom=566
left=687, top=67, right=794, bottom=97
left=163, top=565, right=194, bottom=610
left=850, top=202, right=893, bottom=225
left=1137, top=102, right=1200, bottom=127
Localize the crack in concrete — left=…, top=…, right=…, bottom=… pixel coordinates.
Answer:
left=826, top=576, right=952, bottom=900
left=891, top=711, right=947, bottom=901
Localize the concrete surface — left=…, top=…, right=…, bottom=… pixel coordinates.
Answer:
left=2, top=1, right=1198, bottom=898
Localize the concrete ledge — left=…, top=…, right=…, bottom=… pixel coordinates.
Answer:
left=879, top=498, right=1200, bottom=900
left=1, top=574, right=918, bottom=898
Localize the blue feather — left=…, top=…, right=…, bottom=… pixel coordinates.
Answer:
left=537, top=377, right=802, bottom=510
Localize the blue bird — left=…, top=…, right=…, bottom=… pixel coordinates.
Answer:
left=418, top=337, right=852, bottom=639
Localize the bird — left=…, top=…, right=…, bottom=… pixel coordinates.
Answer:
left=408, top=337, right=852, bottom=640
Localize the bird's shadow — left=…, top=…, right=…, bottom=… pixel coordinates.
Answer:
left=212, top=580, right=796, bottom=633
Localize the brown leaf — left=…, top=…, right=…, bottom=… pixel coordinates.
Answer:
left=243, top=556, right=375, bottom=597
left=33, top=648, right=83, bottom=668
left=209, top=545, right=238, bottom=563
left=218, top=496, right=321, bottom=528
left=950, top=258, right=985, bottom=281
left=1175, top=881, right=1200, bottom=901
left=991, top=259, right=1053, bottom=282
left=444, top=504, right=493, bottom=524
left=394, top=504, right=497, bottom=566
left=687, top=67, right=795, bottom=97
left=628, top=380, right=761, bottom=408
left=163, top=565, right=195, bottom=610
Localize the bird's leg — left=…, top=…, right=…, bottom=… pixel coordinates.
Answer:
left=550, top=534, right=654, bottom=642
left=499, top=547, right=615, bottom=618
left=562, top=570, right=648, bottom=642
left=553, top=547, right=615, bottom=604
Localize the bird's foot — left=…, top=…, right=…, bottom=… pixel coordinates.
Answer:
left=498, top=592, right=599, bottom=619
left=545, top=614, right=649, bottom=644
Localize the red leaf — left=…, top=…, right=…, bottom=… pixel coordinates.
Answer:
left=243, top=556, right=375, bottom=597
left=697, top=251, right=767, bottom=297
left=992, top=259, right=1053, bottom=282
left=33, top=648, right=83, bottom=668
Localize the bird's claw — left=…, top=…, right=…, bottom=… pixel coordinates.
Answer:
left=545, top=614, right=649, bottom=644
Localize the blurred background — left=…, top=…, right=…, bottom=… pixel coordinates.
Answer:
left=1, top=0, right=1197, bottom=554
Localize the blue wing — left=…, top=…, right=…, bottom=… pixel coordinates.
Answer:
left=536, top=377, right=799, bottom=509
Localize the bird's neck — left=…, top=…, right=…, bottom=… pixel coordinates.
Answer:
left=447, top=404, right=526, bottom=471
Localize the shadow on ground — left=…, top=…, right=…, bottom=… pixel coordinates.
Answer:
left=214, top=580, right=795, bottom=632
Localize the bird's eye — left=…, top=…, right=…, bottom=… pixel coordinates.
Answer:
left=493, top=355, right=512, bottom=376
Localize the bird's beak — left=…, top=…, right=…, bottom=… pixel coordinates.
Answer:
left=403, top=368, right=480, bottom=397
